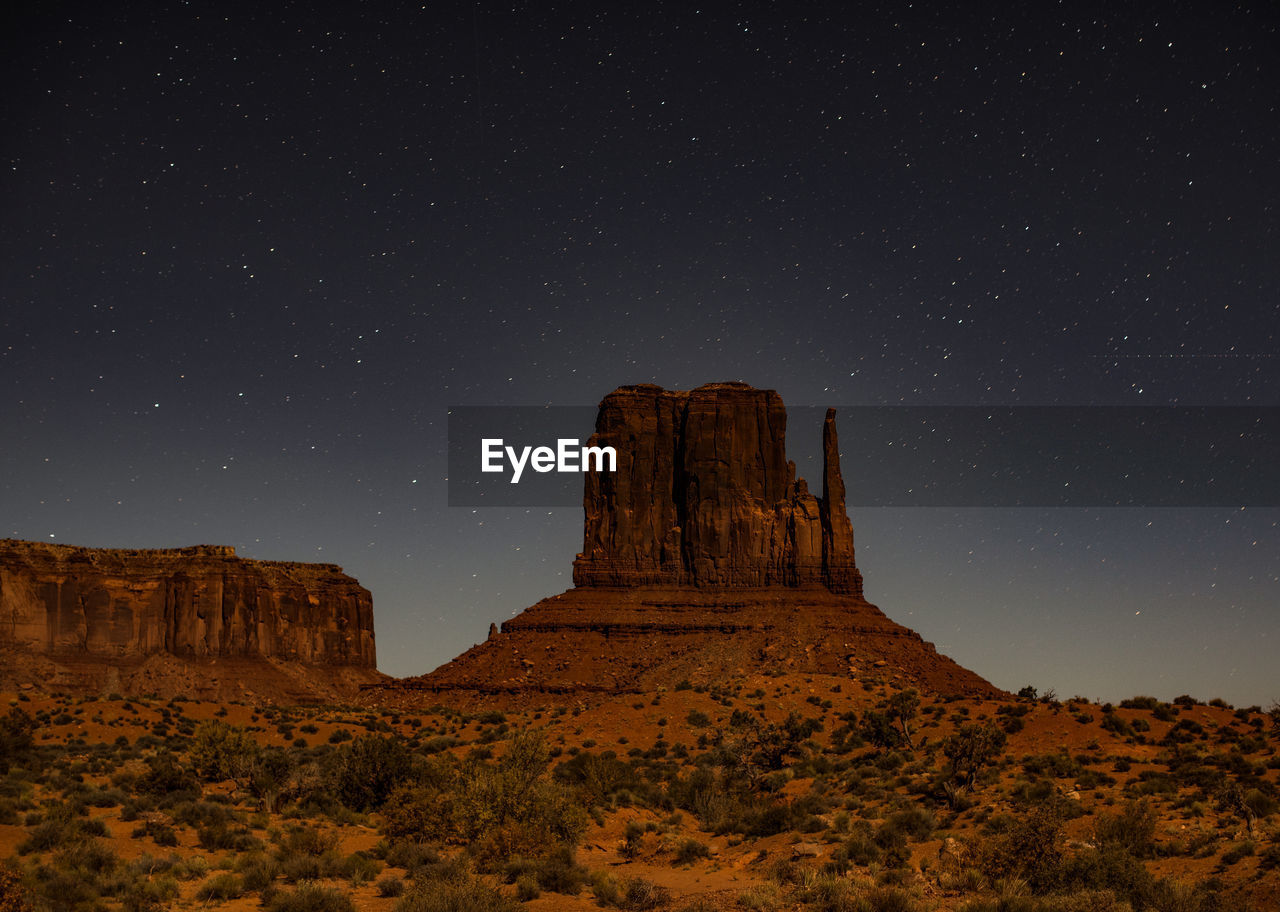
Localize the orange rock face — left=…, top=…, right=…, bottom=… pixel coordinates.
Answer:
left=378, top=383, right=1004, bottom=706
left=0, top=539, right=375, bottom=667
left=573, top=383, right=863, bottom=594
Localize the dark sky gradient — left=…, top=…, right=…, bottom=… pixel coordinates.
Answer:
left=3, top=2, right=1277, bottom=704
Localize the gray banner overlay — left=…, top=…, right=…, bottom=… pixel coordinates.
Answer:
left=448, top=406, right=1279, bottom=507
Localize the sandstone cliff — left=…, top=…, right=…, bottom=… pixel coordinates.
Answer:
left=0, top=539, right=381, bottom=700
left=573, top=383, right=863, bottom=594
left=375, top=383, right=1003, bottom=706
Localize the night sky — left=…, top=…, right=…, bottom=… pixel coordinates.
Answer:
left=4, top=2, right=1277, bottom=705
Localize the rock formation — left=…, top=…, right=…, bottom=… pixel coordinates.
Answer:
left=0, top=539, right=382, bottom=700
left=572, top=383, right=863, bottom=593
left=375, top=383, right=1004, bottom=706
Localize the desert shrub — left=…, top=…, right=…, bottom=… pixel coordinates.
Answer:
left=455, top=731, right=588, bottom=860
left=621, top=878, right=670, bottom=911
left=1120, top=696, right=1160, bottom=711
left=974, top=800, right=1068, bottom=893
left=26, top=866, right=102, bottom=910
left=554, top=751, right=640, bottom=804
left=170, top=799, right=235, bottom=828
left=393, top=875, right=518, bottom=912
left=796, top=873, right=859, bottom=911
left=275, top=824, right=339, bottom=858
left=686, top=710, right=711, bottom=728
left=1075, top=767, right=1116, bottom=790
left=263, top=883, right=355, bottom=912
left=860, top=710, right=904, bottom=749
left=0, top=709, right=36, bottom=774
left=383, top=840, right=439, bottom=873
left=867, top=886, right=920, bottom=912
left=375, top=875, right=405, bottom=898
left=1220, top=841, right=1254, bottom=865
left=843, top=823, right=882, bottom=867
left=54, top=838, right=119, bottom=877
left=1130, top=774, right=1177, bottom=797
left=235, top=853, right=280, bottom=892
left=137, top=751, right=200, bottom=798
left=880, top=806, right=935, bottom=842
left=589, top=870, right=623, bottom=906
left=334, top=852, right=381, bottom=885
left=278, top=851, right=332, bottom=883
left=504, top=845, right=586, bottom=894
left=82, top=786, right=127, bottom=808
left=1002, top=715, right=1026, bottom=734
left=381, top=783, right=453, bottom=844
left=1023, top=752, right=1083, bottom=780
left=514, top=874, right=540, bottom=901
left=273, top=825, right=340, bottom=882
left=1093, top=799, right=1156, bottom=858
left=386, top=732, right=587, bottom=861
left=1100, top=713, right=1135, bottom=738
left=674, top=838, right=711, bottom=865
left=943, top=723, right=1007, bottom=787
left=421, top=736, right=459, bottom=754
left=189, top=720, right=261, bottom=782
left=131, top=820, right=179, bottom=847
left=327, top=735, right=415, bottom=812
left=873, top=820, right=911, bottom=869
left=15, top=803, right=103, bottom=854
left=197, top=821, right=261, bottom=852
left=1058, top=845, right=1156, bottom=907
left=119, top=872, right=180, bottom=912
left=1243, top=787, right=1278, bottom=820
left=195, top=873, right=244, bottom=901
left=1257, top=843, right=1280, bottom=871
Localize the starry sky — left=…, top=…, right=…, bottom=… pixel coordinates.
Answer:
left=3, top=2, right=1277, bottom=705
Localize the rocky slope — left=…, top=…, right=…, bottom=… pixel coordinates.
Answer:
left=374, top=382, right=1002, bottom=706
left=0, top=539, right=382, bottom=700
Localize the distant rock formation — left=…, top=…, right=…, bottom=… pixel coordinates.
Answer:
left=573, top=383, right=863, bottom=594
left=374, top=383, right=1004, bottom=706
left=0, top=539, right=382, bottom=700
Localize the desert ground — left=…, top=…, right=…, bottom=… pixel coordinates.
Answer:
left=0, top=674, right=1276, bottom=912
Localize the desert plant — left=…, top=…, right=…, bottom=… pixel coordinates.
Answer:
left=263, top=883, right=355, bottom=912
left=621, top=877, right=670, bottom=911
left=195, top=872, right=244, bottom=901
left=673, top=838, right=711, bottom=865
left=1093, top=799, right=1156, bottom=858
left=974, top=799, right=1068, bottom=893
left=887, top=689, right=921, bottom=750
left=943, top=722, right=1007, bottom=788
left=189, top=720, right=261, bottom=782
left=327, top=735, right=415, bottom=811
left=393, top=874, right=518, bottom=912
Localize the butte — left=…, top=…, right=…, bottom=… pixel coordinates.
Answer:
left=379, top=382, right=1003, bottom=706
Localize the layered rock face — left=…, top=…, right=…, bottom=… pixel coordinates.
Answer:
left=0, top=540, right=375, bottom=667
left=573, top=383, right=863, bottom=594
left=375, top=383, right=1003, bottom=706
